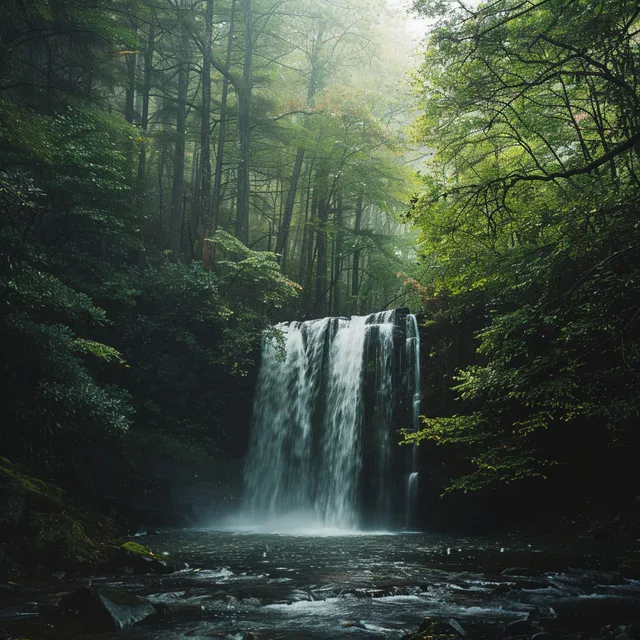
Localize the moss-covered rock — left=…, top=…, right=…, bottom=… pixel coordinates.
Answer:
left=0, top=458, right=185, bottom=578
left=0, top=458, right=102, bottom=576
left=109, top=540, right=186, bottom=574
left=0, top=457, right=64, bottom=527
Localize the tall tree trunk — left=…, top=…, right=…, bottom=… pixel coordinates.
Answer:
left=298, top=162, right=314, bottom=285
left=170, top=55, right=189, bottom=254
left=136, top=16, right=155, bottom=212
left=195, top=0, right=214, bottom=255
left=158, top=144, right=166, bottom=240
left=302, top=171, right=318, bottom=291
left=332, top=188, right=344, bottom=315
left=190, top=142, right=201, bottom=252
left=211, top=0, right=236, bottom=235
left=290, top=170, right=308, bottom=272
left=274, top=24, right=324, bottom=266
left=276, top=148, right=304, bottom=259
left=125, top=52, right=136, bottom=123
left=205, top=0, right=237, bottom=269
left=352, top=193, right=363, bottom=308
left=313, top=166, right=330, bottom=318
left=235, top=0, right=253, bottom=245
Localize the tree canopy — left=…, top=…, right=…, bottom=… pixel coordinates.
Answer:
left=0, top=0, right=421, bottom=490
left=405, top=0, right=640, bottom=496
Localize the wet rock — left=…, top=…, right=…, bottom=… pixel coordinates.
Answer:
left=531, top=633, right=553, bottom=640
left=493, top=582, right=513, bottom=595
left=133, top=529, right=160, bottom=537
left=110, top=541, right=186, bottom=575
left=592, top=514, right=624, bottom=541
left=194, top=632, right=257, bottom=639
left=513, top=578, right=556, bottom=591
left=502, top=567, right=549, bottom=578
left=445, top=619, right=468, bottom=638
left=505, top=619, right=542, bottom=637
left=620, top=545, right=640, bottom=580
left=242, top=597, right=262, bottom=607
left=289, top=588, right=313, bottom=601
left=528, top=606, right=557, bottom=625
left=403, top=617, right=467, bottom=640
left=552, top=597, right=640, bottom=628
left=343, top=620, right=367, bottom=630
left=0, top=459, right=97, bottom=571
left=59, top=586, right=157, bottom=630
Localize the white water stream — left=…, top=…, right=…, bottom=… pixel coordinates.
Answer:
left=244, top=310, right=421, bottom=530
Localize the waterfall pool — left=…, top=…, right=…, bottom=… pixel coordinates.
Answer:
left=4, top=529, right=639, bottom=639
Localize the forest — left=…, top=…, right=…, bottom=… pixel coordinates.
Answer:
left=1, top=0, right=420, bottom=506
left=1, top=0, right=640, bottom=638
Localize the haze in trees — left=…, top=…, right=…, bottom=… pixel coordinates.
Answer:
left=2, top=2, right=640, bottom=636
left=0, top=0, right=424, bottom=514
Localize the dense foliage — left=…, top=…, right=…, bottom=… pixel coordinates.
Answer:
left=0, top=0, right=420, bottom=497
left=406, top=0, right=640, bottom=501
left=6, top=0, right=638, bottom=535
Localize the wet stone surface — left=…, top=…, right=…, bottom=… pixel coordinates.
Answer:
left=2, top=530, right=640, bottom=639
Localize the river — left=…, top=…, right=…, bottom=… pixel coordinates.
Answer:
left=5, top=527, right=635, bottom=639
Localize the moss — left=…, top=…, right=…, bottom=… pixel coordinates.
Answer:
left=121, top=541, right=155, bottom=557
left=0, top=457, right=106, bottom=577
left=0, top=457, right=63, bottom=500
left=32, top=513, right=95, bottom=564
left=0, top=457, right=65, bottom=529
left=118, top=540, right=184, bottom=573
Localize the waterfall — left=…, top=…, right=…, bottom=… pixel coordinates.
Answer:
left=404, top=314, right=422, bottom=527
left=243, top=309, right=420, bottom=530
left=405, top=472, right=419, bottom=527
left=406, top=313, right=422, bottom=433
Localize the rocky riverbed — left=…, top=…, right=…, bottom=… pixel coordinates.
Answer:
left=1, top=529, right=639, bottom=639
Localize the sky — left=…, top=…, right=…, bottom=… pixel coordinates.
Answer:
left=386, top=0, right=429, bottom=40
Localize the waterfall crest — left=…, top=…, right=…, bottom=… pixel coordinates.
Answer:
left=243, top=309, right=421, bottom=530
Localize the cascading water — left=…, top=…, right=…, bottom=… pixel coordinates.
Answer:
left=405, top=314, right=422, bottom=528
left=406, top=471, right=419, bottom=527
left=243, top=309, right=421, bottom=530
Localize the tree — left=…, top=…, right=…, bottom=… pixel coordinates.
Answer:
left=406, top=0, right=640, bottom=496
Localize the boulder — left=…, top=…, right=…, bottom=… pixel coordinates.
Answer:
left=502, top=567, right=548, bottom=578
left=0, top=458, right=95, bottom=571
left=620, top=546, right=640, bottom=580
left=402, top=617, right=467, bottom=640
left=60, top=586, right=157, bottom=630
left=527, top=606, right=557, bottom=625
left=110, top=541, right=186, bottom=574
left=552, top=597, right=640, bottom=628
left=505, top=619, right=542, bottom=637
